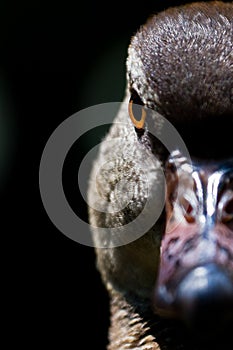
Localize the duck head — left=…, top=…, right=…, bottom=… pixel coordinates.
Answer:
left=127, top=1, right=233, bottom=337
left=88, top=1, right=233, bottom=347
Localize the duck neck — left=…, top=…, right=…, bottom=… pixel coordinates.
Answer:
left=108, top=291, right=159, bottom=350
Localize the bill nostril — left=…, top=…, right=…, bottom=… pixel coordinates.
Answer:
left=175, top=264, right=233, bottom=336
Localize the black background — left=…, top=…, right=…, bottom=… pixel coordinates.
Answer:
left=1, top=1, right=230, bottom=348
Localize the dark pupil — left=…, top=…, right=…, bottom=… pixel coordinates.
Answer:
left=132, top=103, right=143, bottom=122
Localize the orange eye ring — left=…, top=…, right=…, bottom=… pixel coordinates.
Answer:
left=128, top=99, right=146, bottom=129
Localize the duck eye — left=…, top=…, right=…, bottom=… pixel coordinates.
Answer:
left=128, top=92, right=146, bottom=130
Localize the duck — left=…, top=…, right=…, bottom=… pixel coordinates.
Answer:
left=88, top=2, right=233, bottom=349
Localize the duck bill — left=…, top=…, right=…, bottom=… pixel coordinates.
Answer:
left=153, top=153, right=233, bottom=333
